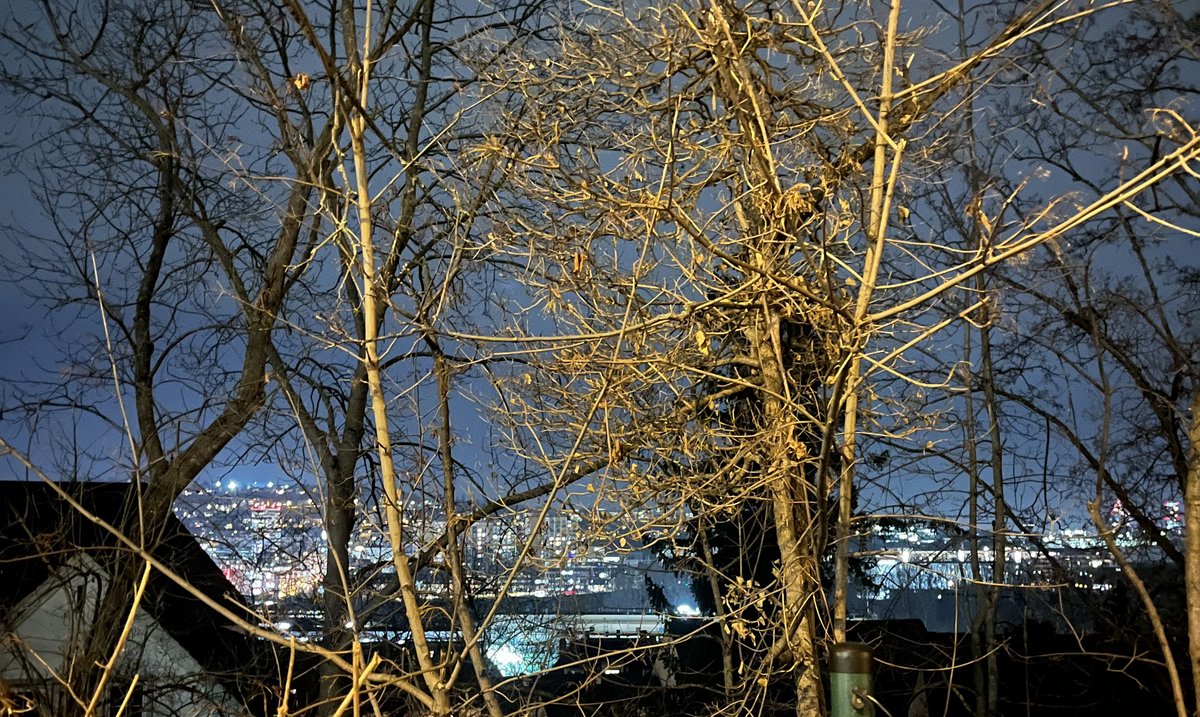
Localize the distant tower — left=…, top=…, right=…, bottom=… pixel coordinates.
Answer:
left=1110, top=499, right=1127, bottom=526
left=1161, top=500, right=1183, bottom=533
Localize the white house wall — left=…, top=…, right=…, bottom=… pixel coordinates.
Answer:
left=1, top=555, right=246, bottom=716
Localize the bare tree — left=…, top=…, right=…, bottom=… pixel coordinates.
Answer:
left=3, top=0, right=1198, bottom=716
left=981, top=4, right=1198, bottom=713
left=898, top=2, right=1200, bottom=712
left=472, top=0, right=1200, bottom=714
left=1, top=0, right=340, bottom=710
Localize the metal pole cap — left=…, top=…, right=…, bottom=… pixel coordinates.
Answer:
left=829, top=642, right=874, bottom=674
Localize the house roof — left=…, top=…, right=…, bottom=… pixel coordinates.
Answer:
left=0, top=480, right=272, bottom=710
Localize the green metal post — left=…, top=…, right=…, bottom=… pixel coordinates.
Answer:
left=829, top=642, right=875, bottom=717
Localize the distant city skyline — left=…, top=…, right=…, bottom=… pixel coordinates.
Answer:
left=170, top=476, right=1183, bottom=642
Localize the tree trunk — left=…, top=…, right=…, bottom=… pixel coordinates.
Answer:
left=1184, top=388, right=1200, bottom=716
left=756, top=312, right=823, bottom=716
